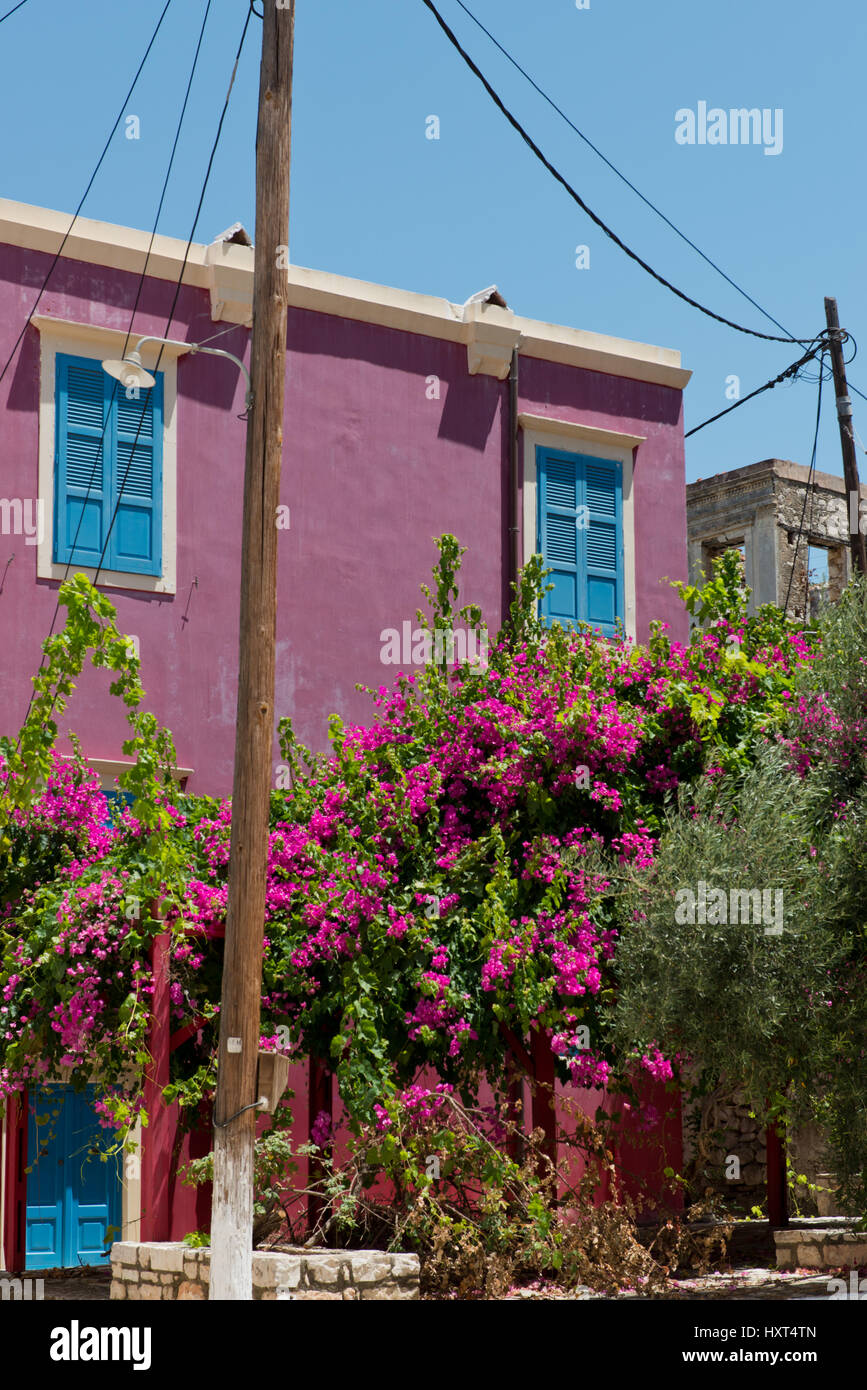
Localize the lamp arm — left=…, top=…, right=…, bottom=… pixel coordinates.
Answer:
left=132, top=336, right=253, bottom=408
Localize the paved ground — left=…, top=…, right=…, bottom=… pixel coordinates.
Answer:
left=505, top=1269, right=838, bottom=1300
left=7, top=1266, right=112, bottom=1301
left=22, top=1264, right=839, bottom=1301
left=11, top=1221, right=859, bottom=1301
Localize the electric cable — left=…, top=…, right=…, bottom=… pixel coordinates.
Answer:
left=419, top=0, right=809, bottom=345
left=17, top=0, right=252, bottom=742
left=213, top=1098, right=265, bottom=1129
left=92, top=0, right=255, bottom=592
left=783, top=351, right=825, bottom=616
left=449, top=0, right=867, bottom=408
left=452, top=0, right=805, bottom=348
left=0, top=0, right=29, bottom=23
left=54, top=0, right=216, bottom=610
left=18, top=0, right=217, bottom=732
left=684, top=341, right=826, bottom=439
left=0, top=0, right=174, bottom=389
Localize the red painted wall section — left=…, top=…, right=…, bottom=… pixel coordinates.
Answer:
left=1, top=1089, right=27, bottom=1270
left=556, top=1078, right=683, bottom=1222
left=0, top=239, right=688, bottom=800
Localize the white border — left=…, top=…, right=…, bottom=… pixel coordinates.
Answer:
left=520, top=416, right=637, bottom=642
left=33, top=316, right=180, bottom=595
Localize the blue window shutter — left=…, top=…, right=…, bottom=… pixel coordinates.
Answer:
left=54, top=356, right=109, bottom=567
left=538, top=448, right=580, bottom=629
left=110, top=374, right=163, bottom=575
left=538, top=446, right=624, bottom=637
left=54, top=353, right=163, bottom=577
left=582, top=456, right=623, bottom=637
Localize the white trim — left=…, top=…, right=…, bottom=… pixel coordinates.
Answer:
left=521, top=419, right=636, bottom=642
left=0, top=198, right=691, bottom=389
left=32, top=316, right=179, bottom=595
left=518, top=411, right=646, bottom=451
left=122, top=1117, right=142, bottom=1244
left=59, top=755, right=194, bottom=786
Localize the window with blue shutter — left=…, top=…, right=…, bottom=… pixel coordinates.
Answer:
left=54, top=353, right=163, bottom=577
left=537, top=446, right=624, bottom=637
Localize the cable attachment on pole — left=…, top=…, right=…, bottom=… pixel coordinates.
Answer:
left=213, top=1098, right=268, bottom=1129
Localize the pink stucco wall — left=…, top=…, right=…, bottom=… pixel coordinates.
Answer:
left=0, top=242, right=688, bottom=798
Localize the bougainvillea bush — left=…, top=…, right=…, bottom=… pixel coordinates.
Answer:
left=0, top=544, right=814, bottom=1163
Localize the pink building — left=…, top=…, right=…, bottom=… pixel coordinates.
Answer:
left=0, top=198, right=690, bottom=1267
left=0, top=197, right=690, bottom=797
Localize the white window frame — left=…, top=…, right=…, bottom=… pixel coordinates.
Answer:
left=32, top=315, right=181, bottom=595
left=519, top=413, right=642, bottom=643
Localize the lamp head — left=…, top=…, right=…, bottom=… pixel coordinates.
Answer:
left=101, top=349, right=156, bottom=391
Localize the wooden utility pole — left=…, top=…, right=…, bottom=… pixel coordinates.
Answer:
left=824, top=297, right=867, bottom=576
left=210, top=0, right=294, bottom=1301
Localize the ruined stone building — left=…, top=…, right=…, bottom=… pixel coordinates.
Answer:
left=686, top=458, right=866, bottom=621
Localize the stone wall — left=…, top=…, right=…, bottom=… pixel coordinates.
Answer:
left=682, top=1091, right=844, bottom=1216
left=682, top=1087, right=767, bottom=1209
left=686, top=458, right=864, bottom=622
left=110, top=1242, right=420, bottom=1301
left=775, top=1226, right=867, bottom=1270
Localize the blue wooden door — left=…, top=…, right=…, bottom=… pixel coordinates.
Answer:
left=25, top=1086, right=122, bottom=1269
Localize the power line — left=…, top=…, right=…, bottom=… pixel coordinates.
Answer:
left=419, top=0, right=809, bottom=345
left=452, top=0, right=805, bottom=348
left=0, top=0, right=174, bottom=389
left=93, top=0, right=255, bottom=591
left=450, top=0, right=867, bottom=410
left=685, top=341, right=826, bottom=439
left=0, top=0, right=29, bottom=23
left=48, top=0, right=217, bottom=612
left=443, top=3, right=867, bottom=419
left=19, top=0, right=252, bottom=740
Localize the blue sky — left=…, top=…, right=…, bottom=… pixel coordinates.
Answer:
left=1, top=0, right=865, bottom=486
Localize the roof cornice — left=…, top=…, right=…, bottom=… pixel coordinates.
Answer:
left=0, top=197, right=691, bottom=390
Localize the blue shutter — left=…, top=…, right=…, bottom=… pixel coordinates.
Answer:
left=54, top=356, right=109, bottom=566
left=55, top=353, right=163, bottom=577
left=111, top=373, right=163, bottom=575
left=538, top=446, right=624, bottom=637
left=539, top=448, right=580, bottom=628
left=583, top=457, right=623, bottom=637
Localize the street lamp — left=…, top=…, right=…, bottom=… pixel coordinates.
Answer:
left=102, top=335, right=253, bottom=408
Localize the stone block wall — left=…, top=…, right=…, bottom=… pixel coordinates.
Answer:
left=682, top=1090, right=767, bottom=1209
left=775, top=1227, right=867, bottom=1271
left=110, top=1243, right=420, bottom=1300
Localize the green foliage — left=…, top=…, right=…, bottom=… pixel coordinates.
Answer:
left=183, top=1230, right=210, bottom=1248
left=181, top=1106, right=298, bottom=1245
left=613, top=573, right=867, bottom=1213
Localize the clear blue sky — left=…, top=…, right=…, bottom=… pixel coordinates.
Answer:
left=2, top=0, right=865, bottom=486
